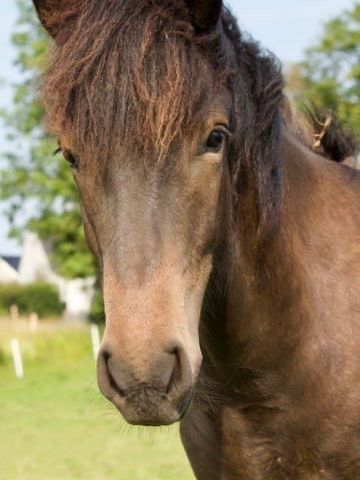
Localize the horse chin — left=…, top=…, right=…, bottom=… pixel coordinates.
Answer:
left=113, top=387, right=196, bottom=427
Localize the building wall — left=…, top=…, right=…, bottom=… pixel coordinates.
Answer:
left=1, top=232, right=95, bottom=320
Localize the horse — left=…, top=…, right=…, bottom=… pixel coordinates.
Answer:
left=32, top=1, right=360, bottom=478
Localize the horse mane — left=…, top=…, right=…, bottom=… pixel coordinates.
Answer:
left=282, top=99, right=359, bottom=163
left=43, top=1, right=286, bottom=158
left=302, top=107, right=359, bottom=163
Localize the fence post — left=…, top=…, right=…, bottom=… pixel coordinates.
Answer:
left=10, top=304, right=19, bottom=323
left=10, top=338, right=24, bottom=379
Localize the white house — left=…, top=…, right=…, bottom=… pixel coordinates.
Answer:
left=0, top=232, right=95, bottom=320
left=0, top=257, right=19, bottom=283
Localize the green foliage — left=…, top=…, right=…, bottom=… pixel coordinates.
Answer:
left=0, top=282, right=64, bottom=318
left=292, top=2, right=360, bottom=136
left=0, top=0, right=96, bottom=279
left=89, top=290, right=105, bottom=324
left=0, top=348, right=5, bottom=366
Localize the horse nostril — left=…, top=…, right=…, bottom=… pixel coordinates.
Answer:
left=100, top=348, right=126, bottom=397
left=102, top=349, right=111, bottom=363
left=164, top=345, right=182, bottom=394
left=109, top=370, right=125, bottom=396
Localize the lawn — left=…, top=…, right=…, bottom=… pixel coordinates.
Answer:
left=0, top=321, right=194, bottom=480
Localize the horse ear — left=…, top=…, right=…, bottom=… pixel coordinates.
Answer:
left=32, top=0, right=81, bottom=39
left=185, top=0, right=223, bottom=33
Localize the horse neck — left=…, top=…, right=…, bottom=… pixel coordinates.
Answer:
left=202, top=126, right=359, bottom=381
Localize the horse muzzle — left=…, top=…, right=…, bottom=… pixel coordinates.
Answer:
left=97, top=341, right=197, bottom=426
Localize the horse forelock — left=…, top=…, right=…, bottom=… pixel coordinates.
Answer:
left=43, top=0, right=232, bottom=161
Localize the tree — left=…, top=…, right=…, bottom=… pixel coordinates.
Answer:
left=289, top=2, right=360, bottom=137
left=1, top=0, right=95, bottom=278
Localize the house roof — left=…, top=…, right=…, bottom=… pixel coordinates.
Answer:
left=1, top=256, right=21, bottom=271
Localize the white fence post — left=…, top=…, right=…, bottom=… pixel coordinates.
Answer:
left=90, top=324, right=101, bottom=361
left=10, top=304, right=19, bottom=322
left=10, top=338, right=24, bottom=379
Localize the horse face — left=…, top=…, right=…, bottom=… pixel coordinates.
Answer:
left=58, top=101, right=230, bottom=425
left=33, top=0, right=226, bottom=426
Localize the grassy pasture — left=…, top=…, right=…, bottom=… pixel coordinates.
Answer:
left=0, top=321, right=194, bottom=480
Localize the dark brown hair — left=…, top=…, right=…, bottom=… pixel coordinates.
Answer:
left=43, top=0, right=233, bottom=159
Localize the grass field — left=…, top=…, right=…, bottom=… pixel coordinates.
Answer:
left=0, top=321, right=194, bottom=480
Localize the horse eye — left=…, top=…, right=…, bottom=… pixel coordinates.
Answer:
left=62, top=149, right=80, bottom=169
left=203, top=128, right=228, bottom=154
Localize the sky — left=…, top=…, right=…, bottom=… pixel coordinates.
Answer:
left=0, top=0, right=356, bottom=255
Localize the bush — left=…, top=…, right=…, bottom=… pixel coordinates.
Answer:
left=0, top=347, right=6, bottom=366
left=0, top=282, right=64, bottom=318
left=89, top=289, right=105, bottom=324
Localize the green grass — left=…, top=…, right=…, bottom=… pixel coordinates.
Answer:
left=0, top=323, right=194, bottom=480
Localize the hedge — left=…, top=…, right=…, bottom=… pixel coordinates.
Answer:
left=0, top=347, right=5, bottom=365
left=0, top=282, right=64, bottom=318
left=89, top=290, right=105, bottom=324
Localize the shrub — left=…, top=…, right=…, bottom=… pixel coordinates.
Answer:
left=0, top=347, right=6, bottom=366
left=0, top=282, right=64, bottom=318
left=89, top=289, right=105, bottom=324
